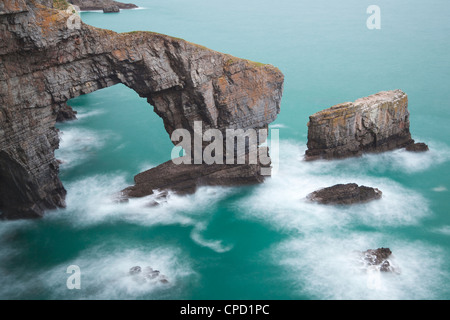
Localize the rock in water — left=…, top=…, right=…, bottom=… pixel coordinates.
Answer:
left=67, top=0, right=138, bottom=11
left=129, top=266, right=142, bottom=275
left=103, top=5, right=119, bottom=12
left=361, top=248, right=397, bottom=273
left=0, top=0, right=284, bottom=219
left=305, top=90, right=416, bottom=160
left=55, top=103, right=77, bottom=122
left=307, top=183, right=382, bottom=205
left=405, top=142, right=429, bottom=152
left=121, top=159, right=269, bottom=200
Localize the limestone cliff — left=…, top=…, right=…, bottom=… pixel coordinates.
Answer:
left=305, top=90, right=415, bottom=160
left=0, top=0, right=284, bottom=219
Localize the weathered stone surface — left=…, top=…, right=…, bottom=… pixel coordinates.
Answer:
left=0, top=0, right=28, bottom=15
left=55, top=102, right=77, bottom=122
left=102, top=5, right=119, bottom=13
left=0, top=1, right=284, bottom=219
left=122, top=159, right=269, bottom=200
left=406, top=142, right=429, bottom=152
left=307, top=183, right=382, bottom=205
left=305, top=90, right=415, bottom=160
left=68, top=0, right=137, bottom=11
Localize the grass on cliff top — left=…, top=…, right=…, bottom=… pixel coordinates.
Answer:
left=123, top=30, right=209, bottom=50
left=122, top=31, right=269, bottom=68
left=53, top=0, right=70, bottom=10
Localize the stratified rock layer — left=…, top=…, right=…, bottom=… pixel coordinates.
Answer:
left=0, top=0, right=284, bottom=219
left=122, top=159, right=269, bottom=199
left=305, top=90, right=414, bottom=160
left=307, top=183, right=382, bottom=205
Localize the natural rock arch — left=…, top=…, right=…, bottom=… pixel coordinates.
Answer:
left=0, top=1, right=284, bottom=218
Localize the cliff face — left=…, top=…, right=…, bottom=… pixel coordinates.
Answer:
left=0, top=0, right=284, bottom=219
left=305, top=90, right=414, bottom=160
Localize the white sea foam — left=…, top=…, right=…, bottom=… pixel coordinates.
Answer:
left=234, top=139, right=449, bottom=299
left=53, top=173, right=237, bottom=255
left=432, top=225, right=450, bottom=236
left=272, top=233, right=447, bottom=299
left=52, top=173, right=235, bottom=235
left=40, top=245, right=195, bottom=299
left=269, top=123, right=287, bottom=129
left=190, top=223, right=233, bottom=253
left=432, top=185, right=447, bottom=192
left=237, top=140, right=430, bottom=232
left=357, top=139, right=450, bottom=174
left=56, top=127, right=111, bottom=169
left=75, top=109, right=105, bottom=120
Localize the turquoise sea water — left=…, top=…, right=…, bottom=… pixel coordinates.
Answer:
left=1, top=0, right=450, bottom=299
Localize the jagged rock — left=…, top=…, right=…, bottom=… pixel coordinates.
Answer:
left=305, top=90, right=416, bottom=160
left=364, top=247, right=392, bottom=265
left=307, top=183, right=382, bottom=205
left=102, top=5, right=119, bottom=13
left=122, top=159, right=269, bottom=199
left=129, top=266, right=142, bottom=275
left=130, top=266, right=169, bottom=284
left=406, top=142, right=429, bottom=152
left=68, top=0, right=137, bottom=11
left=0, top=0, right=284, bottom=219
left=159, top=277, right=169, bottom=284
left=55, top=103, right=77, bottom=122
left=361, top=248, right=397, bottom=273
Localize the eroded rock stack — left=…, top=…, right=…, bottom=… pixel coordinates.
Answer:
left=305, top=90, right=420, bottom=160
left=0, top=0, right=284, bottom=219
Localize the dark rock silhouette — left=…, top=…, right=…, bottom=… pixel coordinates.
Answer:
left=361, top=247, right=397, bottom=273
left=307, top=183, right=382, bottom=205
left=405, top=142, right=429, bottom=152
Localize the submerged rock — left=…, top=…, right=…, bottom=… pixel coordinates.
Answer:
left=128, top=266, right=169, bottom=284
left=307, top=183, right=382, bottom=205
left=305, top=90, right=415, bottom=160
left=360, top=247, right=398, bottom=273
left=129, top=266, right=142, bottom=275
left=405, top=142, right=429, bottom=152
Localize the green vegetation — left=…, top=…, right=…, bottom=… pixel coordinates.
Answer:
left=53, top=0, right=70, bottom=11
left=248, top=60, right=266, bottom=67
